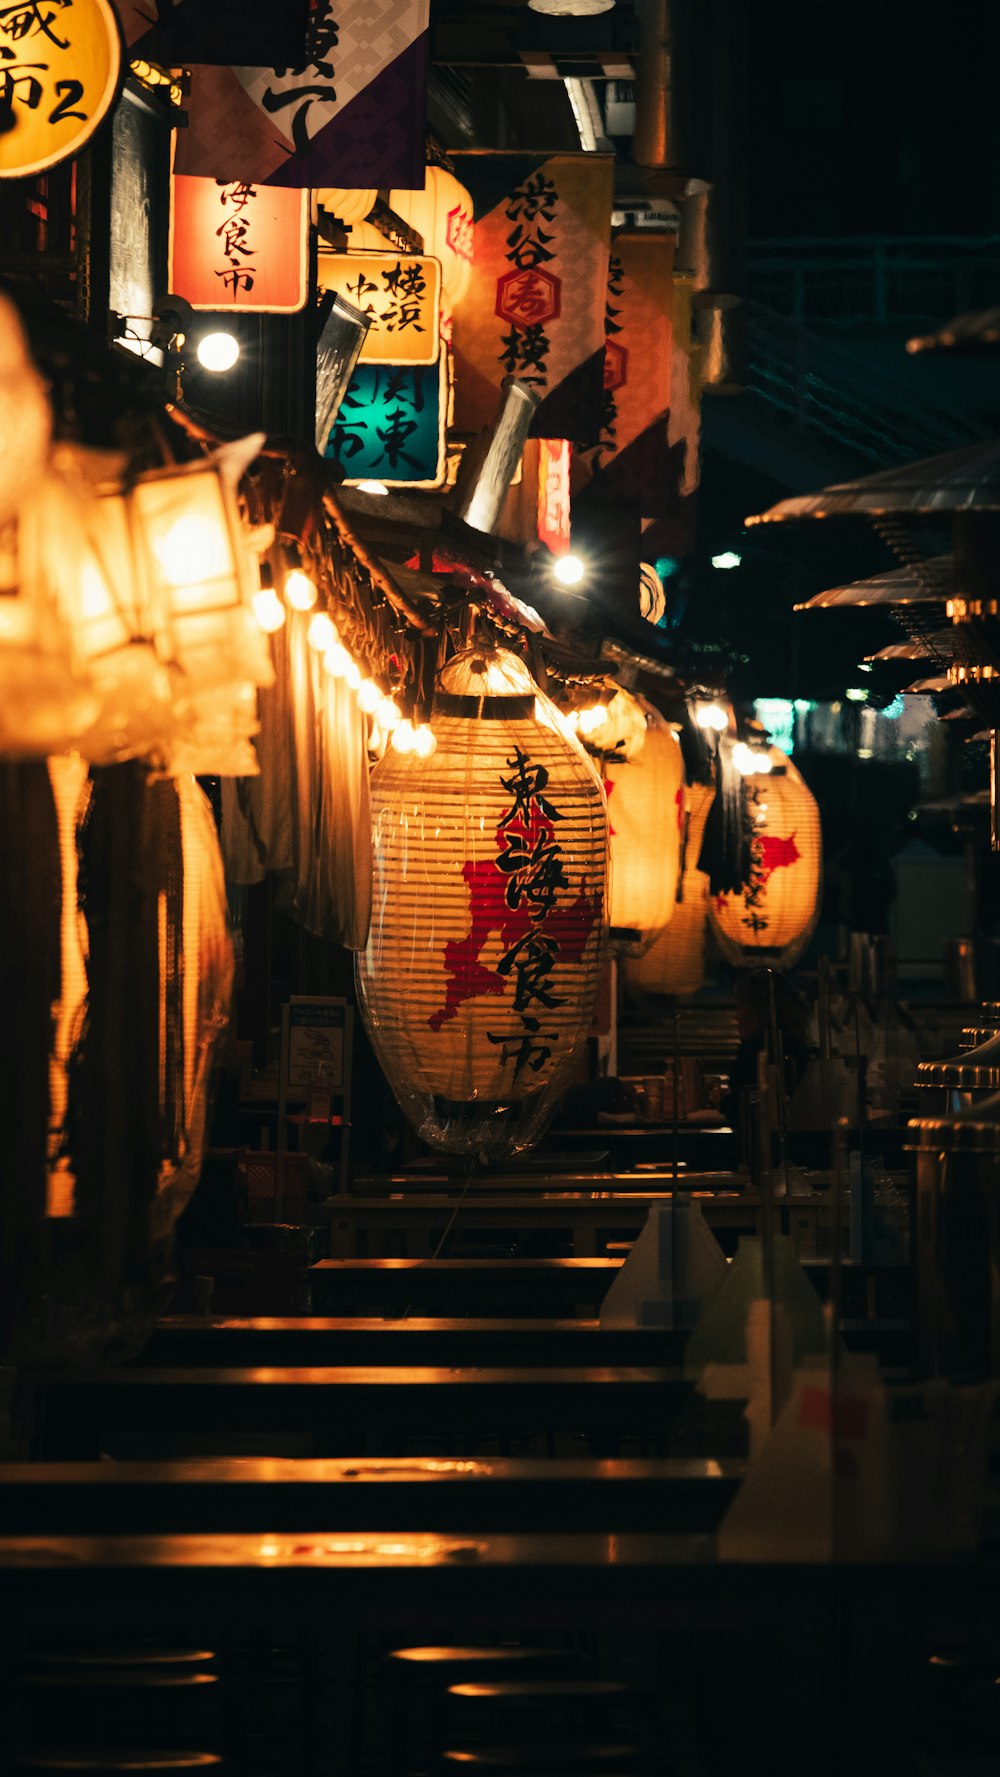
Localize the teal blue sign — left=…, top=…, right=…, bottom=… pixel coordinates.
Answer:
left=324, top=357, right=446, bottom=488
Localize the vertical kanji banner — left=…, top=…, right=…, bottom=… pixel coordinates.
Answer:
left=169, top=175, right=309, bottom=312
left=172, top=0, right=429, bottom=189
left=573, top=233, right=676, bottom=514
left=450, top=152, right=614, bottom=444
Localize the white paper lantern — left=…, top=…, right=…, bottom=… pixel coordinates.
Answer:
left=604, top=697, right=685, bottom=946
left=357, top=647, right=608, bottom=1157
left=709, top=746, right=822, bottom=970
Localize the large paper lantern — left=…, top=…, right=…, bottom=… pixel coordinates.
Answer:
left=628, top=782, right=715, bottom=998
left=603, top=696, right=685, bottom=946
left=389, top=166, right=475, bottom=304
left=357, top=647, right=608, bottom=1157
left=709, top=745, right=821, bottom=969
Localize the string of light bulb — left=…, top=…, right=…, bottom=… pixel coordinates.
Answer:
left=252, top=554, right=436, bottom=758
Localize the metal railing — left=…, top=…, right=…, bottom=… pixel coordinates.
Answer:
left=745, top=301, right=992, bottom=468
left=747, top=235, right=1000, bottom=330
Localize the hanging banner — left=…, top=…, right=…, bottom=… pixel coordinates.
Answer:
left=573, top=233, right=675, bottom=513
left=0, top=0, right=122, bottom=180
left=317, top=252, right=441, bottom=365
left=169, top=174, right=309, bottom=312
left=537, top=439, right=571, bottom=556
left=173, top=0, right=429, bottom=190
left=118, top=0, right=309, bottom=65
left=450, top=151, right=614, bottom=443
left=324, top=357, right=447, bottom=488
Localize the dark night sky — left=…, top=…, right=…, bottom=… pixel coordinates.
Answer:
left=747, top=2, right=1000, bottom=239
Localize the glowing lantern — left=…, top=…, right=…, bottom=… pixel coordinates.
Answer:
left=317, top=188, right=378, bottom=227
left=357, top=647, right=608, bottom=1157
left=709, top=745, right=822, bottom=970
left=628, top=783, right=715, bottom=998
left=602, top=697, right=685, bottom=945
left=389, top=166, right=475, bottom=304
left=579, top=689, right=649, bottom=760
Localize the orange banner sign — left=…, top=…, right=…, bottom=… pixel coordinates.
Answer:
left=169, top=174, right=309, bottom=313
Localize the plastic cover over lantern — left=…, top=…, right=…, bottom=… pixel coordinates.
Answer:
left=357, top=647, right=609, bottom=1157
left=709, top=744, right=822, bottom=969
left=601, top=694, right=685, bottom=947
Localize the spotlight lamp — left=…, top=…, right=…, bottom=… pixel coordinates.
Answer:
left=196, top=331, right=240, bottom=373
left=552, top=553, right=586, bottom=589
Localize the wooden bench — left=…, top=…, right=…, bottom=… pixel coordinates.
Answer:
left=0, top=1456, right=744, bottom=1534
left=32, top=1364, right=693, bottom=1461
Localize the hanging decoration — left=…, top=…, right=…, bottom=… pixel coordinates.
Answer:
left=316, top=250, right=441, bottom=365
left=357, top=646, right=608, bottom=1157
left=389, top=165, right=475, bottom=305
left=627, top=782, right=715, bottom=999
left=450, top=151, right=614, bottom=442
left=317, top=187, right=378, bottom=227
left=708, top=745, right=822, bottom=970
left=0, top=759, right=232, bottom=1365
left=573, top=233, right=675, bottom=512
left=0, top=0, right=122, bottom=181
left=174, top=0, right=430, bottom=190
left=599, top=695, right=685, bottom=946
left=537, top=438, right=572, bottom=557
left=169, top=174, right=310, bottom=313
left=325, top=356, right=448, bottom=488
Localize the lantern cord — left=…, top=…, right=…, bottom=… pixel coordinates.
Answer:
left=398, top=1157, right=480, bottom=1318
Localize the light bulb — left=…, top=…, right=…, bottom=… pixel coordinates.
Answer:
left=695, top=701, right=728, bottom=733
left=577, top=703, right=606, bottom=735
left=355, top=479, right=389, bottom=496
left=307, top=610, right=336, bottom=651
left=253, top=586, right=286, bottom=632
left=323, top=641, right=351, bottom=678
left=413, top=723, right=437, bottom=759
left=284, top=568, right=317, bottom=611
left=711, top=551, right=742, bottom=570
left=376, top=696, right=402, bottom=732
left=357, top=677, right=381, bottom=714
left=152, top=514, right=227, bottom=584
left=391, top=718, right=417, bottom=754
left=345, top=659, right=361, bottom=691
left=196, top=331, right=240, bottom=372
left=552, top=553, right=586, bottom=588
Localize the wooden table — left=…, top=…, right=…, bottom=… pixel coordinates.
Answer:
left=0, top=1456, right=743, bottom=1534
left=309, top=1256, right=625, bottom=1315
left=32, top=1364, right=692, bottom=1460
left=140, top=1316, right=687, bottom=1369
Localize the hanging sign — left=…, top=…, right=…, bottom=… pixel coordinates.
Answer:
left=574, top=233, right=675, bottom=512
left=0, top=0, right=122, bottom=181
left=173, top=0, right=429, bottom=190
left=537, top=439, right=571, bottom=556
left=450, top=151, right=614, bottom=443
left=324, top=356, right=447, bottom=489
left=169, top=173, right=309, bottom=313
left=317, top=252, right=441, bottom=365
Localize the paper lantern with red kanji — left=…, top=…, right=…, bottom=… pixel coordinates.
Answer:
left=602, top=696, right=685, bottom=946
left=389, top=166, right=475, bottom=304
left=356, top=647, right=608, bottom=1157
left=709, top=746, right=821, bottom=970
left=628, top=782, right=715, bottom=998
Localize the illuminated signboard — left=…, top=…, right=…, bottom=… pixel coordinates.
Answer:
left=0, top=0, right=122, bottom=180
left=317, top=251, right=441, bottom=366
left=169, top=173, right=309, bottom=313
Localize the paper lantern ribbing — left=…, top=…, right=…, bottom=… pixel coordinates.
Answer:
left=709, top=746, right=821, bottom=970
left=389, top=167, right=475, bottom=304
left=316, top=187, right=378, bottom=227
left=628, top=782, right=715, bottom=998
left=603, top=697, right=685, bottom=946
left=357, top=648, right=608, bottom=1157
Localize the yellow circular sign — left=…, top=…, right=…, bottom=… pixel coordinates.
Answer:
left=0, top=0, right=122, bottom=180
